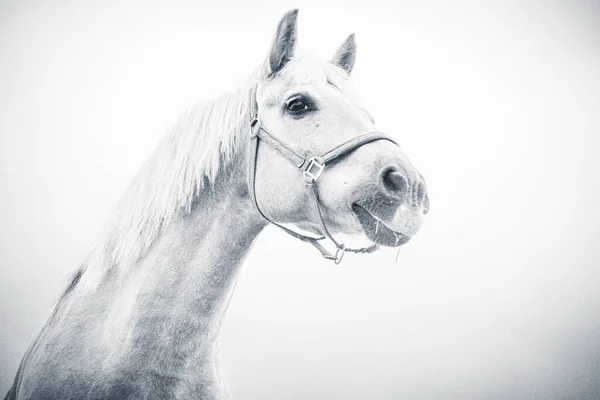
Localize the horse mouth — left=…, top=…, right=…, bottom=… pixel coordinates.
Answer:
left=352, top=204, right=411, bottom=247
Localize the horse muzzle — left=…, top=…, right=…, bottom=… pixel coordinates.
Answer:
left=352, top=164, right=429, bottom=247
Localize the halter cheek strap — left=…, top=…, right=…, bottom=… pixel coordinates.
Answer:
left=248, top=86, right=398, bottom=264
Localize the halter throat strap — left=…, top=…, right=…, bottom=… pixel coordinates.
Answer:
left=247, top=85, right=398, bottom=263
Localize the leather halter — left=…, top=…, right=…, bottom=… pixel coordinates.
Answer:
left=247, top=86, right=398, bottom=264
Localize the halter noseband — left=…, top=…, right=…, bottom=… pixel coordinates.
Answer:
left=248, top=86, right=398, bottom=264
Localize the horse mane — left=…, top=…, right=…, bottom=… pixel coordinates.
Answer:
left=78, top=69, right=260, bottom=287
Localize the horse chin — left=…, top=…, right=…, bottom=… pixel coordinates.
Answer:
left=351, top=204, right=412, bottom=247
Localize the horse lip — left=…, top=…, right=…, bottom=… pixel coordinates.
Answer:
left=351, top=203, right=412, bottom=247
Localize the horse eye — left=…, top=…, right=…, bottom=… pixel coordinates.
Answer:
left=286, top=98, right=309, bottom=115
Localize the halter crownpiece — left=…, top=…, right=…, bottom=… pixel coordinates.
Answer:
left=247, top=85, right=399, bottom=264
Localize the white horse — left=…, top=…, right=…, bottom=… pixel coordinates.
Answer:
left=5, top=9, right=429, bottom=400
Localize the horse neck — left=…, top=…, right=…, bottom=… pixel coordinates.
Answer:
left=89, top=171, right=265, bottom=382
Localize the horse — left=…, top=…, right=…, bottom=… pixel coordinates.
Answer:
left=4, top=9, right=429, bottom=400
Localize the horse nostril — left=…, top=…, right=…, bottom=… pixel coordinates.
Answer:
left=380, top=167, right=408, bottom=198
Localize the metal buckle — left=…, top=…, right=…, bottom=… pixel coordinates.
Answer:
left=334, top=244, right=346, bottom=265
left=250, top=116, right=260, bottom=137
left=303, top=158, right=325, bottom=184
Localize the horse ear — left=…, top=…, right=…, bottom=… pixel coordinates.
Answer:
left=330, top=34, right=357, bottom=74
left=266, top=9, right=299, bottom=76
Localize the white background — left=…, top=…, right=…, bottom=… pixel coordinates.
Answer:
left=1, top=0, right=600, bottom=398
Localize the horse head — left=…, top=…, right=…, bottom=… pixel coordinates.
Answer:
left=251, top=10, right=429, bottom=256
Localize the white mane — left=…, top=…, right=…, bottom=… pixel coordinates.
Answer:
left=81, top=71, right=259, bottom=286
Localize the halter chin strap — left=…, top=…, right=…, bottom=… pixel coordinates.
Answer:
left=248, top=85, right=398, bottom=264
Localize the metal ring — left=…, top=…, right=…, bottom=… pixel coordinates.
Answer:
left=250, top=117, right=261, bottom=137
left=303, top=157, right=325, bottom=185
left=334, top=244, right=346, bottom=265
